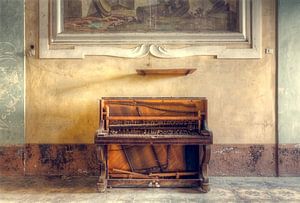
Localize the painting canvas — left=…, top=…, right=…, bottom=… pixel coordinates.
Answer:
left=63, top=0, right=240, bottom=33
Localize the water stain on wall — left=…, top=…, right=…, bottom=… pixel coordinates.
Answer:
left=25, top=144, right=99, bottom=176
left=248, top=145, right=265, bottom=172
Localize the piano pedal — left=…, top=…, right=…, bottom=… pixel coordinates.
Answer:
left=148, top=181, right=160, bottom=188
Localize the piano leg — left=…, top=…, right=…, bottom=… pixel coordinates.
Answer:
left=97, top=145, right=107, bottom=193
left=199, top=145, right=211, bottom=193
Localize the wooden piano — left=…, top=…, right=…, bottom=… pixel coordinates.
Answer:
left=94, top=97, right=213, bottom=192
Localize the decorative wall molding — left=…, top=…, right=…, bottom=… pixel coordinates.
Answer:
left=39, top=0, right=262, bottom=59
left=0, top=0, right=24, bottom=145
left=0, top=42, right=23, bottom=131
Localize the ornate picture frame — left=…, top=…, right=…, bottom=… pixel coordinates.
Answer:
left=39, top=0, right=261, bottom=59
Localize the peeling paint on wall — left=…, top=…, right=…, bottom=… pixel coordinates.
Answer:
left=278, top=144, right=300, bottom=176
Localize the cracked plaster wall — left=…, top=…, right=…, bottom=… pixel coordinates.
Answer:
left=25, top=0, right=276, bottom=144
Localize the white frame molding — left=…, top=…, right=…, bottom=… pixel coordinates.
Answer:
left=39, top=0, right=261, bottom=59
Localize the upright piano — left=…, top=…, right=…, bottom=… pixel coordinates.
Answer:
left=94, top=97, right=213, bottom=192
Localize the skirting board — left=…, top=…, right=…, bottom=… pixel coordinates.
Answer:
left=0, top=144, right=299, bottom=177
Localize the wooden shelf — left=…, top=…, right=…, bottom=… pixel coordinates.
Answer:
left=136, top=68, right=196, bottom=76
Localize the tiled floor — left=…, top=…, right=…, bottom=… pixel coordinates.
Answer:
left=0, top=176, right=300, bottom=202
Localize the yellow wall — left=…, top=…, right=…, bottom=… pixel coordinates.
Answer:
left=25, top=0, right=276, bottom=144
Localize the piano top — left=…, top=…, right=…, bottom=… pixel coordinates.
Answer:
left=100, top=97, right=207, bottom=100
left=95, top=97, right=212, bottom=145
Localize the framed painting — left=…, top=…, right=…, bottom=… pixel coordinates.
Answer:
left=39, top=0, right=262, bottom=58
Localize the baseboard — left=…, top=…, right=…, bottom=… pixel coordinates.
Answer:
left=278, top=144, right=300, bottom=176
left=0, top=144, right=299, bottom=177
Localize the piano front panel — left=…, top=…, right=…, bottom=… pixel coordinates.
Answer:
left=108, top=145, right=187, bottom=174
